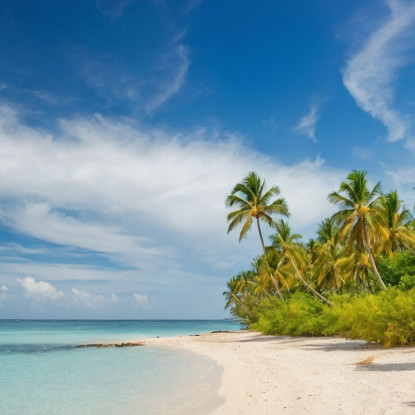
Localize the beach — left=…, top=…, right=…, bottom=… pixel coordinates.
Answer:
left=144, top=331, right=415, bottom=415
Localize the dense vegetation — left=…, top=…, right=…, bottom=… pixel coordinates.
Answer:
left=224, top=171, right=415, bottom=347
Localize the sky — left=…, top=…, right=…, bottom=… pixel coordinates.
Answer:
left=0, top=0, right=415, bottom=319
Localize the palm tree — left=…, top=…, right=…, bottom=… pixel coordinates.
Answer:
left=328, top=170, right=387, bottom=290
left=254, top=249, right=291, bottom=297
left=223, top=271, right=255, bottom=319
left=271, top=220, right=333, bottom=306
left=378, top=190, right=415, bottom=255
left=226, top=172, right=289, bottom=300
left=313, top=218, right=345, bottom=290
left=336, top=250, right=372, bottom=292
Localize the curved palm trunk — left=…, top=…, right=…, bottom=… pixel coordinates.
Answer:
left=288, top=253, right=333, bottom=307
left=231, top=293, right=251, bottom=315
left=363, top=221, right=387, bottom=291
left=402, top=242, right=415, bottom=255
left=256, top=217, right=285, bottom=302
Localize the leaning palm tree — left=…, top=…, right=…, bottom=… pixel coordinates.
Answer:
left=328, top=170, right=387, bottom=290
left=378, top=190, right=415, bottom=255
left=271, top=220, right=333, bottom=306
left=254, top=249, right=291, bottom=297
left=223, top=272, right=253, bottom=315
left=226, top=172, right=289, bottom=300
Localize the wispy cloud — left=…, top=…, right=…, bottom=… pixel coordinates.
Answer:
left=352, top=145, right=373, bottom=160
left=343, top=0, right=415, bottom=142
left=294, top=104, right=320, bottom=141
left=262, top=116, right=278, bottom=132
left=146, top=43, right=190, bottom=113
left=24, top=89, right=59, bottom=106
left=182, top=0, right=203, bottom=15
left=96, top=0, right=137, bottom=19
left=75, top=52, right=141, bottom=102
left=74, top=39, right=190, bottom=113
left=71, top=288, right=106, bottom=308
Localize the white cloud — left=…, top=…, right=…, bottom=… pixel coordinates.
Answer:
left=18, top=277, right=64, bottom=300
left=0, top=104, right=344, bottom=237
left=133, top=292, right=150, bottom=308
left=0, top=104, right=346, bottom=299
left=1, top=202, right=163, bottom=268
left=1, top=285, right=7, bottom=291
left=343, top=0, right=415, bottom=142
left=294, top=104, right=320, bottom=141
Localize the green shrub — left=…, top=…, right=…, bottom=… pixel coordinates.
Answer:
left=398, top=274, right=415, bottom=291
left=252, top=291, right=334, bottom=337
left=340, top=288, right=415, bottom=347
left=377, top=251, right=415, bottom=286
left=251, top=288, right=415, bottom=347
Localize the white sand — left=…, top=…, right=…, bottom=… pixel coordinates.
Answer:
left=144, top=331, right=415, bottom=415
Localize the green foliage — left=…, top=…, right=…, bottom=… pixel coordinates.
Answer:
left=340, top=288, right=415, bottom=347
left=225, top=170, right=415, bottom=347
left=251, top=288, right=415, bottom=347
left=399, top=274, right=415, bottom=290
left=377, top=251, right=415, bottom=286
left=230, top=294, right=260, bottom=325
left=252, top=292, right=337, bottom=337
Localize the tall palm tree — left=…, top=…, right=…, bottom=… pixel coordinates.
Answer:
left=226, top=172, right=289, bottom=300
left=328, top=170, right=387, bottom=290
left=378, top=190, right=415, bottom=255
left=271, top=220, right=333, bottom=306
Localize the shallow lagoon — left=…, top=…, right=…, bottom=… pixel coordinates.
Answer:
left=0, top=320, right=240, bottom=415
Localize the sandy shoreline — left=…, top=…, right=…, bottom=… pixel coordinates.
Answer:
left=143, top=331, right=415, bottom=415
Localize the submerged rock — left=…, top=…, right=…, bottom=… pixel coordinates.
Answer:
left=76, top=342, right=143, bottom=348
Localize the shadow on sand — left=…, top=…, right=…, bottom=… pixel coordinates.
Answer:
left=300, top=340, right=381, bottom=352
left=356, top=362, right=415, bottom=372
left=236, top=335, right=309, bottom=344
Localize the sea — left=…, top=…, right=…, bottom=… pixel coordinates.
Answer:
left=0, top=319, right=241, bottom=415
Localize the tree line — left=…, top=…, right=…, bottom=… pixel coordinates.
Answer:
left=223, top=171, right=415, bottom=345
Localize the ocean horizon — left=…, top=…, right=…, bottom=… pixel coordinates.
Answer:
left=0, top=319, right=241, bottom=415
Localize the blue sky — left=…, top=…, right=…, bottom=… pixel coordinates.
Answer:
left=1, top=0, right=415, bottom=319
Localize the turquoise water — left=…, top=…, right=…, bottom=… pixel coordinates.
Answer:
left=0, top=320, right=240, bottom=415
